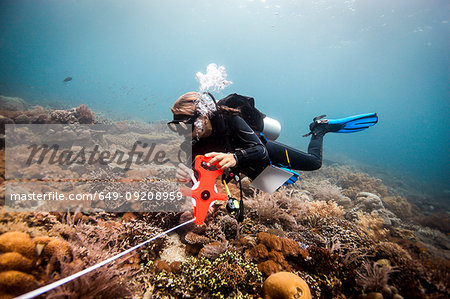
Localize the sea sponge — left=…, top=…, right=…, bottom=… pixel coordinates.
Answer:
left=263, top=271, right=312, bottom=299
left=0, top=232, right=36, bottom=259
left=0, top=252, right=33, bottom=272
left=0, top=270, right=39, bottom=295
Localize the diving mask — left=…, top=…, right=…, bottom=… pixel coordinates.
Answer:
left=167, top=113, right=199, bottom=135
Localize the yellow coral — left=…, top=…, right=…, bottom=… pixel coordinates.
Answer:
left=0, top=232, right=36, bottom=259
left=0, top=270, right=39, bottom=296
left=0, top=252, right=33, bottom=272
left=263, top=271, right=312, bottom=299
left=0, top=292, right=14, bottom=299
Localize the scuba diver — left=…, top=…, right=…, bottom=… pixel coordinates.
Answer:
left=169, top=91, right=378, bottom=182
left=168, top=91, right=377, bottom=221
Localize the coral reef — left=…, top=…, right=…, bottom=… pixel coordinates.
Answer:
left=0, top=108, right=448, bottom=298
left=382, top=196, right=412, bottom=220
left=75, top=104, right=96, bottom=124
left=0, top=95, right=28, bottom=111
left=356, top=211, right=388, bottom=240
left=302, top=164, right=390, bottom=199
left=0, top=99, right=96, bottom=127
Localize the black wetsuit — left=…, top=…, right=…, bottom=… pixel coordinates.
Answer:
left=191, top=112, right=324, bottom=180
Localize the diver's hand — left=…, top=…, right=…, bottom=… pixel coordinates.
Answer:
left=205, top=152, right=237, bottom=170
left=176, top=163, right=192, bottom=182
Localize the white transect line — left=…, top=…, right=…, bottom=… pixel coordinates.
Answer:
left=15, top=218, right=196, bottom=299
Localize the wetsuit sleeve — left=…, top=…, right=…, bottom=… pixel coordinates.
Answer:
left=228, top=115, right=269, bottom=165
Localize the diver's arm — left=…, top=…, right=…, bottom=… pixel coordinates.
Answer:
left=229, top=115, right=269, bottom=165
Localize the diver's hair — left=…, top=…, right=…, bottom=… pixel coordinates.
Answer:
left=171, top=92, right=200, bottom=115
left=217, top=105, right=240, bottom=115
left=171, top=92, right=240, bottom=116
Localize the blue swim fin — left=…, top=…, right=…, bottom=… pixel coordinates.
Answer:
left=327, top=113, right=378, bottom=133
left=303, top=113, right=378, bottom=137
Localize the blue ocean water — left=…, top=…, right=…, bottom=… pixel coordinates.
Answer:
left=0, top=0, right=448, bottom=200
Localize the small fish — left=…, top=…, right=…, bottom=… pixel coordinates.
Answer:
left=63, top=77, right=72, bottom=82
left=49, top=109, right=55, bottom=112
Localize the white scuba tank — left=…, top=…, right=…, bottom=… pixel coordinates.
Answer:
left=262, top=116, right=281, bottom=141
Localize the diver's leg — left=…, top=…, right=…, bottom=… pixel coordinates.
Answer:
left=265, top=134, right=324, bottom=171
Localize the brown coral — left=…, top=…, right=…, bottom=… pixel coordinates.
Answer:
left=256, top=232, right=308, bottom=260
left=43, top=239, right=73, bottom=261
left=75, top=104, right=95, bottom=124
left=258, top=232, right=282, bottom=251
left=268, top=251, right=286, bottom=265
left=281, top=237, right=308, bottom=258
left=258, top=260, right=282, bottom=277
left=250, top=243, right=269, bottom=261
left=356, top=211, right=388, bottom=241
